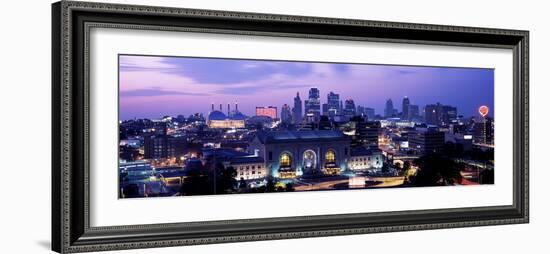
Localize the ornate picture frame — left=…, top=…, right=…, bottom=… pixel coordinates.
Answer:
left=52, top=1, right=529, bottom=253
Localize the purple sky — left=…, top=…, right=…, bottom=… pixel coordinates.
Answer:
left=119, top=54, right=494, bottom=120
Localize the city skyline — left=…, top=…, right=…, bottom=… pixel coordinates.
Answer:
left=119, top=55, right=494, bottom=120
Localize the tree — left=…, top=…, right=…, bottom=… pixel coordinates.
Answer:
left=285, top=182, right=295, bottom=192
left=213, top=164, right=237, bottom=194
left=394, top=162, right=402, bottom=169
left=180, top=170, right=211, bottom=196
left=238, top=177, right=247, bottom=190
left=403, top=161, right=411, bottom=171
left=411, top=154, right=463, bottom=186
left=381, top=162, right=389, bottom=173
left=479, top=168, right=494, bottom=184
left=402, top=161, right=412, bottom=181
left=265, top=175, right=276, bottom=192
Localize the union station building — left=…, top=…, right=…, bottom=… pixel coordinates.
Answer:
left=248, top=130, right=383, bottom=179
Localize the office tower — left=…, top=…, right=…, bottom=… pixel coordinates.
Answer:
left=326, top=91, right=340, bottom=119
left=384, top=99, right=394, bottom=118
left=304, top=87, right=321, bottom=122
left=343, top=99, right=356, bottom=120
left=402, top=96, right=410, bottom=120
left=281, top=104, right=292, bottom=124
left=408, top=104, right=419, bottom=121
left=364, top=107, right=375, bottom=120
left=292, top=92, right=303, bottom=124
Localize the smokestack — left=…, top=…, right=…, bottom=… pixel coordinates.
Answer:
left=227, top=103, right=230, bottom=115
left=219, top=104, right=222, bottom=111
left=235, top=101, right=238, bottom=112
left=211, top=103, right=214, bottom=111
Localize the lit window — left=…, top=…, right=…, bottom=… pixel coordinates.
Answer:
left=280, top=153, right=292, bottom=167
left=325, top=150, right=336, bottom=163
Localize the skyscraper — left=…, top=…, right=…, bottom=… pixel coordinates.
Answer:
left=424, top=103, right=457, bottom=126
left=281, top=104, right=292, bottom=124
left=474, top=116, right=494, bottom=145
left=402, top=96, right=410, bottom=120
left=441, top=105, right=458, bottom=125
left=384, top=99, right=394, bottom=118
left=343, top=99, right=356, bottom=120
left=322, top=103, right=329, bottom=116
left=292, top=92, right=303, bottom=124
left=408, top=105, right=419, bottom=121
left=304, top=87, right=321, bottom=122
left=365, top=121, right=381, bottom=150
left=424, top=103, right=440, bottom=125
left=356, top=105, right=365, bottom=116
left=326, top=91, right=340, bottom=119
left=409, top=128, right=445, bottom=154
left=364, top=107, right=375, bottom=120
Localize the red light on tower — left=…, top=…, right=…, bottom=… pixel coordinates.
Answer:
left=478, top=105, right=489, bottom=118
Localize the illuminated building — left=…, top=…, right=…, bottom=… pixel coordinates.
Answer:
left=250, top=130, right=351, bottom=178
left=446, top=133, right=473, bottom=151
left=255, top=106, right=277, bottom=119
left=158, top=170, right=188, bottom=187
left=201, top=148, right=266, bottom=181
left=424, top=103, right=457, bottom=126
left=292, top=92, right=303, bottom=124
left=384, top=99, right=395, bottom=118
left=402, top=96, right=410, bottom=120
left=364, top=121, right=381, bottom=150
left=408, top=104, right=420, bottom=121
left=408, top=127, right=445, bottom=154
left=280, top=104, right=292, bottom=124
left=207, top=103, right=246, bottom=129
left=474, top=120, right=493, bottom=145
left=230, top=156, right=267, bottom=180
left=143, top=135, right=187, bottom=159
left=326, top=91, right=340, bottom=120
left=348, top=147, right=383, bottom=171
left=364, top=107, right=375, bottom=120
left=441, top=105, right=458, bottom=125
left=119, top=161, right=164, bottom=198
left=474, top=106, right=494, bottom=145
left=424, top=104, right=440, bottom=125
left=343, top=99, right=356, bottom=120
left=304, top=88, right=321, bottom=122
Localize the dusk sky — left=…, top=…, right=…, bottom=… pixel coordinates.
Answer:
left=119, top=54, right=494, bottom=120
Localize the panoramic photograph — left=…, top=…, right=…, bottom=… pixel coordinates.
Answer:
left=118, top=54, right=495, bottom=198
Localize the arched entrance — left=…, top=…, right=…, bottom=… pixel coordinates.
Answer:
left=278, top=152, right=295, bottom=178
left=324, top=149, right=340, bottom=175
left=279, top=152, right=292, bottom=168
left=302, top=150, right=317, bottom=173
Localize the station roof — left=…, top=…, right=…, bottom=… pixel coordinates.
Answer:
left=255, top=130, right=349, bottom=144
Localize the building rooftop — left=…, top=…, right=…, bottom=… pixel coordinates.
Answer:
left=208, top=110, right=227, bottom=121
left=202, top=148, right=251, bottom=159
left=255, top=130, right=349, bottom=144
left=230, top=156, right=265, bottom=164
left=159, top=171, right=188, bottom=178
left=350, top=147, right=382, bottom=156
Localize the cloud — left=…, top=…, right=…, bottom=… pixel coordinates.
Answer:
left=119, top=55, right=177, bottom=72
left=214, top=83, right=311, bottom=95
left=120, top=55, right=314, bottom=84
left=120, top=88, right=208, bottom=97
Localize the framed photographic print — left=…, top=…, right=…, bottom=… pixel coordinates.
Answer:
left=52, top=1, right=529, bottom=253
